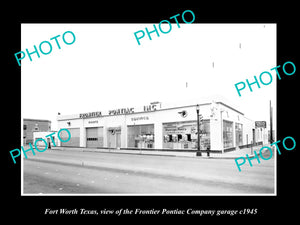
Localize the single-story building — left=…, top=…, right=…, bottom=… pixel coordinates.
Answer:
left=56, top=100, right=268, bottom=153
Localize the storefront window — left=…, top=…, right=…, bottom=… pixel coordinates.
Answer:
left=127, top=125, right=154, bottom=148
left=163, top=120, right=210, bottom=150
left=223, top=120, right=233, bottom=148
left=200, top=120, right=211, bottom=150
left=235, top=123, right=243, bottom=147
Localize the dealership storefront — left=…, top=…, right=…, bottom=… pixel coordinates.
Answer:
left=57, top=101, right=267, bottom=152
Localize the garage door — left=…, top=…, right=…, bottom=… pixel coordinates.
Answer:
left=61, top=128, right=80, bottom=147
left=86, top=127, right=103, bottom=148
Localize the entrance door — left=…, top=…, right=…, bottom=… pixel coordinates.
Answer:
left=107, top=128, right=121, bottom=148
left=108, top=131, right=115, bottom=148
left=116, top=132, right=121, bottom=148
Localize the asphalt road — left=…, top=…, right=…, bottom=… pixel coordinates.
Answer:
left=23, top=150, right=275, bottom=195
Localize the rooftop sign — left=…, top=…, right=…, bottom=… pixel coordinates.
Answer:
left=78, top=102, right=162, bottom=119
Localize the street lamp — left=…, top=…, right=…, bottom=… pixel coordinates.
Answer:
left=196, top=104, right=202, bottom=156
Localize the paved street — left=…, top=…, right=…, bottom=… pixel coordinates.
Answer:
left=23, top=149, right=275, bottom=195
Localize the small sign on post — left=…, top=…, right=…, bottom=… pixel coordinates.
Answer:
left=255, top=121, right=266, bottom=128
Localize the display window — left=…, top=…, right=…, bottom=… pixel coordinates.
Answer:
left=235, top=122, right=243, bottom=147
left=223, top=120, right=234, bottom=148
left=163, top=120, right=210, bottom=150
left=127, top=125, right=154, bottom=148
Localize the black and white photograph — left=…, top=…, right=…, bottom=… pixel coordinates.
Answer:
left=20, top=23, right=277, bottom=195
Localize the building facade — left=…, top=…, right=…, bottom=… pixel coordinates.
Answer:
left=57, top=101, right=267, bottom=152
left=23, top=118, right=52, bottom=145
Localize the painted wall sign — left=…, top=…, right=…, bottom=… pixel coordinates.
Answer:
left=109, top=108, right=134, bottom=116
left=79, top=103, right=159, bottom=119
left=88, top=120, right=98, bottom=124
left=131, top=116, right=149, bottom=121
left=79, top=111, right=102, bottom=119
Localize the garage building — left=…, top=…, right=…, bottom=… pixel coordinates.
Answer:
left=57, top=100, right=268, bottom=153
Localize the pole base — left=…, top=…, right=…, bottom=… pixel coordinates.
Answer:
left=196, top=151, right=202, bottom=156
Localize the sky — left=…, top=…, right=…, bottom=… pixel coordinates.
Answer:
left=21, top=23, right=276, bottom=130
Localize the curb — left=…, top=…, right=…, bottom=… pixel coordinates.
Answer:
left=50, top=147, right=260, bottom=160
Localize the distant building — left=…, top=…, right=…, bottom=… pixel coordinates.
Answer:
left=23, top=118, right=51, bottom=145
left=254, top=121, right=269, bottom=145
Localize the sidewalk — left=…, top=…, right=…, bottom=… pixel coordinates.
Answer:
left=51, top=145, right=271, bottom=159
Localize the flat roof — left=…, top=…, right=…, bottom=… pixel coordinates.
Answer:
left=218, top=102, right=244, bottom=116
left=57, top=101, right=244, bottom=121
